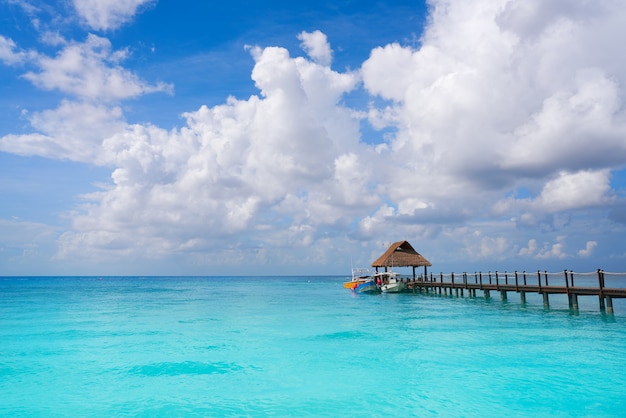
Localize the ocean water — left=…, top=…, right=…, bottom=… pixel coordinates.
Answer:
left=1, top=276, right=626, bottom=417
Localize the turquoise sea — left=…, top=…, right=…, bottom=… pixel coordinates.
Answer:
left=1, top=276, right=626, bottom=417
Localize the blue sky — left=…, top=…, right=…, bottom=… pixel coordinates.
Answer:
left=1, top=0, right=626, bottom=276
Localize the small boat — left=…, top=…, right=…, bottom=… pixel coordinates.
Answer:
left=343, top=268, right=373, bottom=289
left=354, top=278, right=381, bottom=294
left=377, top=271, right=405, bottom=293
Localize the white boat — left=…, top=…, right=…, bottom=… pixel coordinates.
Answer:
left=376, top=271, right=405, bottom=293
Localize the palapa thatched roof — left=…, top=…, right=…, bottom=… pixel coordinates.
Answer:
left=371, top=241, right=432, bottom=268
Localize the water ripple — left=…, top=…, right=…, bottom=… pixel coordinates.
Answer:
left=129, top=361, right=243, bottom=376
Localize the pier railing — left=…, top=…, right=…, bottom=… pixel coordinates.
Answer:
left=398, top=269, right=626, bottom=313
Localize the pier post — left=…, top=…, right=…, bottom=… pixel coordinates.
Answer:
left=606, top=296, right=614, bottom=314
left=570, top=294, right=579, bottom=311
left=484, top=289, right=490, bottom=300
left=543, top=293, right=550, bottom=308
left=520, top=291, right=526, bottom=304
left=500, top=290, right=507, bottom=301
left=598, top=269, right=605, bottom=312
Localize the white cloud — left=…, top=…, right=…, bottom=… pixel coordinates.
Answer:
left=297, top=30, right=333, bottom=67
left=360, top=0, right=626, bottom=206
left=503, top=69, right=626, bottom=173
left=495, top=169, right=613, bottom=217
left=519, top=239, right=537, bottom=256
left=535, top=170, right=612, bottom=212
left=578, top=241, right=597, bottom=257
left=53, top=42, right=363, bottom=260
left=73, top=0, right=154, bottom=31
left=536, top=236, right=568, bottom=260
left=21, top=34, right=172, bottom=101
left=0, top=100, right=126, bottom=162
left=0, top=35, right=26, bottom=65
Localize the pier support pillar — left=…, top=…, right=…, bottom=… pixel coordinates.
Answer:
left=500, top=290, right=507, bottom=301
left=520, top=291, right=526, bottom=304
left=607, top=296, right=614, bottom=314
left=484, top=290, right=490, bottom=300
left=455, top=288, right=459, bottom=297
left=569, top=294, right=579, bottom=311
left=599, top=296, right=605, bottom=312
left=543, top=293, right=550, bottom=308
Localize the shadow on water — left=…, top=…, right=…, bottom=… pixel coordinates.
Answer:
left=398, top=287, right=623, bottom=322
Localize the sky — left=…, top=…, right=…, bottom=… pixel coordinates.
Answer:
left=1, top=0, right=626, bottom=276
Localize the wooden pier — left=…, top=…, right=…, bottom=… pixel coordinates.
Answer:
left=402, top=269, right=626, bottom=314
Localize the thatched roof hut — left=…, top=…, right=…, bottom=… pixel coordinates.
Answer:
left=371, top=241, right=432, bottom=277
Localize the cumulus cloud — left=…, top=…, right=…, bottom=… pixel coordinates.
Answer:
left=494, top=169, right=613, bottom=217
left=536, top=236, right=568, bottom=260
left=578, top=241, right=597, bottom=257
left=519, top=239, right=537, bottom=256
left=55, top=40, right=364, bottom=260
left=73, top=0, right=155, bottom=31
left=534, top=170, right=612, bottom=212
left=354, top=0, right=626, bottom=264
left=22, top=34, right=172, bottom=101
left=0, top=33, right=172, bottom=102
left=361, top=0, right=626, bottom=201
left=0, top=100, right=126, bottom=162
left=297, top=30, right=333, bottom=67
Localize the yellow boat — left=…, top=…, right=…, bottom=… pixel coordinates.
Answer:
left=343, top=268, right=373, bottom=289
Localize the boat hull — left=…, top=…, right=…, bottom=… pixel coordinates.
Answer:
left=355, top=281, right=380, bottom=294
left=381, top=282, right=405, bottom=293
left=343, top=279, right=368, bottom=289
